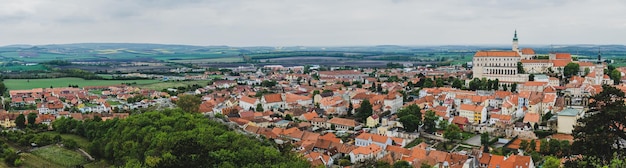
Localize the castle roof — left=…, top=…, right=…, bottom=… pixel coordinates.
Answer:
left=474, top=51, right=520, bottom=57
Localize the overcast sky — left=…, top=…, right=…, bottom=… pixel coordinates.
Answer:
left=1, top=0, right=625, bottom=46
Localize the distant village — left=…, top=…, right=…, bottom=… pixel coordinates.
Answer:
left=3, top=32, right=626, bottom=168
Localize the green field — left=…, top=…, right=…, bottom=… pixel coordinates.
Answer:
left=4, top=78, right=161, bottom=90
left=138, top=80, right=210, bottom=90
left=30, top=146, right=89, bottom=167
left=0, top=51, right=98, bottom=62
left=170, top=57, right=243, bottom=63
left=0, top=64, right=49, bottom=72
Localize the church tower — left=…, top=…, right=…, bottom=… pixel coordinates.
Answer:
left=595, top=49, right=604, bottom=85
left=512, top=30, right=519, bottom=52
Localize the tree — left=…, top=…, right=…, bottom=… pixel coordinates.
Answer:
left=284, top=114, right=293, bottom=121
left=27, top=112, right=38, bottom=128
left=400, top=115, right=421, bottom=132
left=54, top=109, right=310, bottom=167
left=540, top=139, right=550, bottom=154
left=517, top=62, right=525, bottom=74
left=355, top=99, right=373, bottom=122
left=444, top=124, right=461, bottom=142
left=15, top=114, right=26, bottom=129
left=502, top=84, right=508, bottom=91
left=63, top=139, right=78, bottom=149
left=256, top=103, right=264, bottom=112
left=423, top=78, right=434, bottom=88
left=422, top=110, right=438, bottom=133
left=397, top=105, right=422, bottom=132
left=371, top=82, right=377, bottom=92
left=347, top=102, right=353, bottom=116
left=435, top=78, right=444, bottom=87
left=543, top=156, right=561, bottom=168
left=312, top=90, right=320, bottom=97
left=4, top=150, right=21, bottom=166
left=528, top=74, right=535, bottom=81
left=584, top=67, right=591, bottom=76
left=393, top=160, right=411, bottom=168
left=468, top=78, right=481, bottom=91
left=480, top=133, right=490, bottom=146
left=610, top=69, right=621, bottom=84
left=260, top=80, right=277, bottom=87
left=0, top=82, right=7, bottom=96
left=560, top=140, right=571, bottom=157
left=452, top=79, right=463, bottom=89
left=564, top=62, right=580, bottom=77
left=175, top=95, right=201, bottom=113
left=510, top=83, right=517, bottom=92
left=529, top=140, right=536, bottom=152
left=493, top=79, right=499, bottom=90
left=437, top=119, right=449, bottom=131
left=520, top=140, right=529, bottom=151
left=571, top=85, right=626, bottom=164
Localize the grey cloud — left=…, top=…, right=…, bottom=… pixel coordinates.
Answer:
left=0, top=0, right=624, bottom=46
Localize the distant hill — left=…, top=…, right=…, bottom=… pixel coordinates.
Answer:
left=0, top=43, right=624, bottom=63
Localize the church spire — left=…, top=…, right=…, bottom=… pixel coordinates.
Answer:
left=512, top=30, right=519, bottom=52
left=597, top=47, right=602, bottom=64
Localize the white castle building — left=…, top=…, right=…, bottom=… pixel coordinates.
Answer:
left=472, top=31, right=530, bottom=83
left=472, top=30, right=611, bottom=85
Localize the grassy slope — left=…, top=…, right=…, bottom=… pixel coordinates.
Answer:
left=4, top=78, right=161, bottom=90
left=84, top=160, right=113, bottom=168
left=20, top=152, right=65, bottom=168
left=39, top=132, right=92, bottom=149
left=31, top=146, right=88, bottom=167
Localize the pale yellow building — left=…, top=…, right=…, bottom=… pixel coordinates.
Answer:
left=556, top=108, right=584, bottom=134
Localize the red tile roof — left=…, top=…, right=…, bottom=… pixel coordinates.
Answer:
left=474, top=51, right=520, bottom=57
left=263, top=93, right=283, bottom=103
left=521, top=48, right=535, bottom=55
left=523, top=113, right=540, bottom=123
left=355, top=133, right=389, bottom=144
left=551, top=59, right=571, bottom=67
left=555, top=53, right=572, bottom=60
left=328, top=117, right=357, bottom=127
left=240, top=96, right=258, bottom=104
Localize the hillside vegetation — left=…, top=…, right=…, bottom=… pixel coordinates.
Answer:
left=52, top=109, right=309, bottom=167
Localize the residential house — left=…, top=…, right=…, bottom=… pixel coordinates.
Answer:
left=306, top=152, right=334, bottom=167
left=213, top=80, right=237, bottom=89
left=383, top=92, right=403, bottom=113
left=366, top=114, right=379, bottom=127
left=239, top=96, right=259, bottom=111
left=557, top=108, right=584, bottom=134
left=261, top=93, right=285, bottom=110
left=37, top=101, right=64, bottom=114
left=349, top=144, right=384, bottom=163
left=310, top=118, right=329, bottom=129
left=355, top=133, right=393, bottom=149
left=459, top=104, right=486, bottom=124
left=451, top=116, right=469, bottom=130
left=327, top=117, right=358, bottom=131
left=285, top=93, right=312, bottom=108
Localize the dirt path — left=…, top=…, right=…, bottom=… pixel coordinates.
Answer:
left=77, top=148, right=95, bottom=161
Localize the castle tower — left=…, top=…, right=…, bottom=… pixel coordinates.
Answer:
left=512, top=30, right=519, bottom=52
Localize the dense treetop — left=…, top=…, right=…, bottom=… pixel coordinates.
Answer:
left=53, top=109, right=309, bottom=168
left=569, top=85, right=626, bottom=166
